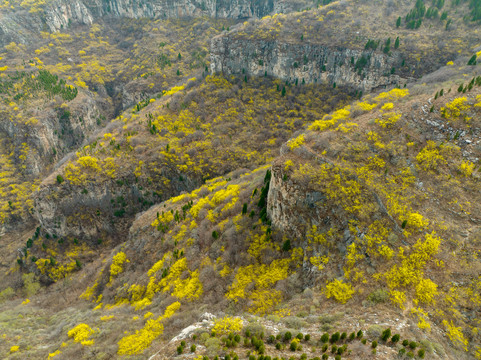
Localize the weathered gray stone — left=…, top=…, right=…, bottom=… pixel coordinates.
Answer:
left=210, top=35, right=404, bottom=91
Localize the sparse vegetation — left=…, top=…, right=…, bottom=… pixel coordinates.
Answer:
left=0, top=1, right=481, bottom=359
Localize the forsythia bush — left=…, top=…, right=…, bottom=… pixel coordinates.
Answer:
left=35, top=258, right=77, bottom=281
left=389, top=290, right=406, bottom=309
left=158, top=257, right=203, bottom=300
left=117, top=301, right=181, bottom=355
left=309, top=107, right=350, bottom=132
left=226, top=259, right=290, bottom=314
left=375, top=112, right=401, bottom=128
left=459, top=160, right=475, bottom=177
left=356, top=101, right=377, bottom=111
left=68, top=323, right=95, bottom=346
left=108, top=252, right=129, bottom=284
left=416, top=141, right=446, bottom=171
left=411, top=307, right=431, bottom=330
left=287, top=134, right=305, bottom=150
left=443, top=320, right=469, bottom=351
left=374, top=88, right=409, bottom=101
left=47, top=350, right=61, bottom=359
left=212, top=316, right=243, bottom=334
left=325, top=279, right=355, bottom=304
left=441, top=97, right=470, bottom=120
left=415, top=278, right=438, bottom=304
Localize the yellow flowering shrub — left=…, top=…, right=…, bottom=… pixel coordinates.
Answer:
left=68, top=323, right=95, bottom=346
left=77, top=156, right=102, bottom=171
left=284, top=159, right=294, bottom=171
left=356, top=101, right=377, bottom=111
left=381, top=102, right=394, bottom=111
left=389, top=290, right=406, bottom=309
left=415, top=278, right=438, bottom=304
left=441, top=97, right=470, bottom=120
left=416, top=141, right=446, bottom=171
left=212, top=316, right=243, bottom=334
left=386, top=232, right=441, bottom=290
left=117, top=301, right=180, bottom=355
left=309, top=255, right=329, bottom=270
left=411, top=307, right=431, bottom=330
left=226, top=259, right=290, bottom=314
left=287, top=134, right=305, bottom=150
left=309, top=107, right=350, bottom=131
left=64, top=155, right=117, bottom=184
left=147, top=252, right=171, bottom=277
left=35, top=258, right=77, bottom=282
left=151, top=211, right=174, bottom=230
left=157, top=258, right=203, bottom=300
left=375, top=112, right=401, bottom=128
left=443, top=320, right=469, bottom=351
left=10, top=345, right=19, bottom=353
left=48, top=350, right=61, bottom=359
left=374, top=88, right=409, bottom=101
left=336, top=122, right=358, bottom=133
left=378, top=244, right=394, bottom=260
left=164, top=84, right=185, bottom=96
left=459, top=161, right=475, bottom=177
left=325, top=279, right=355, bottom=304
left=108, top=252, right=129, bottom=285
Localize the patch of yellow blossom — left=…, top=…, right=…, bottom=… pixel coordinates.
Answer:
left=459, top=160, right=475, bottom=177
left=441, top=97, right=470, bottom=121
left=325, top=279, right=355, bottom=304
left=67, top=323, right=95, bottom=346
left=443, top=320, right=469, bottom=351
left=226, top=259, right=290, bottom=315
left=108, top=252, right=129, bottom=285
left=287, top=134, right=305, bottom=150
left=212, top=316, right=243, bottom=334
left=374, top=88, right=409, bottom=102
left=48, top=350, right=61, bottom=359
left=356, top=101, right=377, bottom=111
left=117, top=301, right=181, bottom=355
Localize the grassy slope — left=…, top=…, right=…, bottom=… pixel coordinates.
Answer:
left=1, top=1, right=481, bottom=359
left=232, top=0, right=481, bottom=78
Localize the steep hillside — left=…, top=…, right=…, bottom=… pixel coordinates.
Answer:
left=211, top=0, right=481, bottom=90
left=1, top=0, right=481, bottom=360
left=4, top=72, right=481, bottom=359
left=0, top=16, right=234, bottom=231
left=29, top=75, right=352, bottom=276
left=0, top=0, right=313, bottom=47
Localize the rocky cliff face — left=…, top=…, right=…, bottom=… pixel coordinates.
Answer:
left=33, top=161, right=198, bottom=241
left=0, top=92, right=109, bottom=177
left=0, top=0, right=308, bottom=47
left=210, top=34, right=404, bottom=91
left=267, top=152, right=348, bottom=238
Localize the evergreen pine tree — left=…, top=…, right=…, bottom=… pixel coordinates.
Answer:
left=383, top=38, right=391, bottom=54
left=467, top=55, right=477, bottom=66
left=396, top=16, right=401, bottom=27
